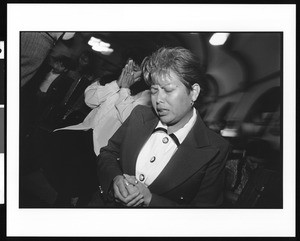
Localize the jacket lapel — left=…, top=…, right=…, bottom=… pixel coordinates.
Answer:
left=123, top=107, right=159, bottom=175
left=148, top=113, right=219, bottom=195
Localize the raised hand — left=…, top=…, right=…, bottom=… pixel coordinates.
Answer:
left=117, top=59, right=142, bottom=88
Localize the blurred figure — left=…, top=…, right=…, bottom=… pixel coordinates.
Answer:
left=24, top=55, right=74, bottom=129
left=20, top=55, right=73, bottom=177
left=43, top=59, right=151, bottom=207
left=53, top=50, right=96, bottom=127
left=21, top=32, right=75, bottom=87
left=36, top=55, right=74, bottom=120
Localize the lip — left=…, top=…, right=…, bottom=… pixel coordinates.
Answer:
left=157, top=108, right=169, bottom=115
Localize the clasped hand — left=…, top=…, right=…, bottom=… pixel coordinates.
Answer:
left=117, top=59, right=142, bottom=88
left=112, top=174, right=152, bottom=207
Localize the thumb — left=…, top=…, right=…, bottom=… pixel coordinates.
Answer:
left=123, top=174, right=137, bottom=185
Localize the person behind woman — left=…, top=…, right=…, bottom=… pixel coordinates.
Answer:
left=44, top=59, right=151, bottom=207
left=96, top=47, right=230, bottom=207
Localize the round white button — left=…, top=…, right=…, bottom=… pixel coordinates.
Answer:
left=162, top=137, right=169, bottom=144
left=139, top=174, right=145, bottom=181
left=150, top=156, right=156, bottom=163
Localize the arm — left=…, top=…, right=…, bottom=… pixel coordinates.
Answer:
left=115, top=89, right=150, bottom=123
left=114, top=59, right=150, bottom=122
left=96, top=106, right=140, bottom=202
left=85, top=59, right=144, bottom=111
left=84, top=80, right=120, bottom=109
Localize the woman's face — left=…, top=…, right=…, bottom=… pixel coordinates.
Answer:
left=150, top=70, right=200, bottom=130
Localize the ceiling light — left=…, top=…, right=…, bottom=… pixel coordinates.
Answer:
left=88, top=36, right=113, bottom=55
left=88, top=36, right=101, bottom=46
left=209, top=33, right=230, bottom=46
left=91, top=45, right=114, bottom=55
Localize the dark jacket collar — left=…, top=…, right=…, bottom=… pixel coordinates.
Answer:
left=134, top=106, right=219, bottom=194
left=141, top=106, right=211, bottom=148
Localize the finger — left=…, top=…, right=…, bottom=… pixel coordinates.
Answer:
left=133, top=71, right=142, bottom=83
left=118, top=68, right=126, bottom=81
left=133, top=198, right=144, bottom=207
left=129, top=73, right=135, bottom=85
left=125, top=64, right=130, bottom=73
left=126, top=194, right=144, bottom=207
left=113, top=185, right=125, bottom=202
left=123, top=178, right=130, bottom=186
left=123, top=174, right=138, bottom=185
left=114, top=180, right=128, bottom=199
left=119, top=180, right=130, bottom=198
left=123, top=191, right=140, bottom=204
left=127, top=60, right=133, bottom=69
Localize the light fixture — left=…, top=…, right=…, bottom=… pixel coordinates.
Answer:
left=88, top=36, right=114, bottom=55
left=209, top=33, right=230, bottom=46
left=220, top=128, right=238, bottom=137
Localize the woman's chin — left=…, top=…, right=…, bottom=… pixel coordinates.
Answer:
left=159, top=115, right=172, bottom=125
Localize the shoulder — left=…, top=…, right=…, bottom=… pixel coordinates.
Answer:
left=209, top=128, right=229, bottom=146
left=206, top=127, right=231, bottom=153
left=131, top=104, right=153, bottom=115
left=128, top=105, right=157, bottom=122
left=195, top=113, right=230, bottom=151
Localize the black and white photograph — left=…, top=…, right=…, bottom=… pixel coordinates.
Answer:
left=6, top=3, right=296, bottom=237
left=19, top=31, right=283, bottom=209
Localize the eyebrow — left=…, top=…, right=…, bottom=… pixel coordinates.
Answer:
left=151, top=83, right=177, bottom=88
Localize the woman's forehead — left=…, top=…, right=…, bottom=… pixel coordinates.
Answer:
left=151, top=70, right=181, bottom=86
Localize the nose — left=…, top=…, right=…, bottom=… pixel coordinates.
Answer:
left=156, top=89, right=166, bottom=104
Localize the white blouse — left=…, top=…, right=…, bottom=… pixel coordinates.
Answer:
left=55, top=80, right=151, bottom=155
left=135, top=108, right=197, bottom=186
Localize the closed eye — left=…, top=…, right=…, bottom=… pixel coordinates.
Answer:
left=163, top=85, right=176, bottom=93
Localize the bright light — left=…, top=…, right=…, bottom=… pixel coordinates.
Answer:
left=209, top=33, right=230, bottom=46
left=88, top=36, right=113, bottom=55
left=220, top=128, right=238, bottom=137
left=88, top=37, right=101, bottom=46
left=91, top=45, right=114, bottom=55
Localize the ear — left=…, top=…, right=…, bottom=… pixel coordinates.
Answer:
left=190, top=83, right=201, bottom=101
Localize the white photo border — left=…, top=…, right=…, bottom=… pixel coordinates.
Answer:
left=7, top=3, right=296, bottom=237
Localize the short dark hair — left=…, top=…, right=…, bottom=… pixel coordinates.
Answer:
left=141, top=47, right=205, bottom=92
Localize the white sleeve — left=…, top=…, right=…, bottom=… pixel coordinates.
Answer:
left=84, top=80, right=120, bottom=109
left=115, top=89, right=151, bottom=123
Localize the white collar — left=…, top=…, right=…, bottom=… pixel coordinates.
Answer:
left=155, top=108, right=197, bottom=144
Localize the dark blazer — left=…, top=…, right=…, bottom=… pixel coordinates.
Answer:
left=97, top=105, right=230, bottom=207
left=36, top=71, right=74, bottom=123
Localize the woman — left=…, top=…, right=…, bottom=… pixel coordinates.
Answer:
left=96, top=47, right=230, bottom=207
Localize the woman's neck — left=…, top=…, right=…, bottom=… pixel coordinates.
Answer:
left=167, top=108, right=194, bottom=134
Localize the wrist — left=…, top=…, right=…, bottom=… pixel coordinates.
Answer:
left=143, top=193, right=152, bottom=207
left=116, top=80, right=122, bottom=88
